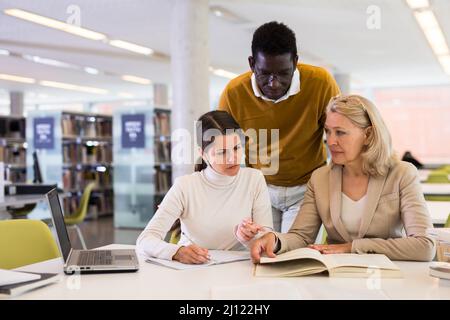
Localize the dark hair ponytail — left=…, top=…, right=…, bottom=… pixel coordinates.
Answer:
left=194, top=110, right=241, bottom=172
left=194, top=158, right=208, bottom=172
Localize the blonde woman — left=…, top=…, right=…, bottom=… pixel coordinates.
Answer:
left=251, top=95, right=435, bottom=262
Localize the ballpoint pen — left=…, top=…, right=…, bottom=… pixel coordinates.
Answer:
left=181, top=231, right=214, bottom=262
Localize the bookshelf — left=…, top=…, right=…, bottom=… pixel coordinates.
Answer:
left=26, top=111, right=114, bottom=219
left=113, top=106, right=171, bottom=228
left=0, top=116, right=27, bottom=183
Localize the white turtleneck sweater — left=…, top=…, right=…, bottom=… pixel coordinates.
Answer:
left=136, top=166, right=273, bottom=260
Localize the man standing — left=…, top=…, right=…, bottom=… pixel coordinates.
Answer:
left=218, top=21, right=340, bottom=232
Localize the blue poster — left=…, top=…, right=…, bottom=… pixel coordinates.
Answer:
left=122, top=114, right=145, bottom=148
left=34, top=117, right=54, bottom=149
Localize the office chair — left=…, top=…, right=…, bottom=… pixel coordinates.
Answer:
left=169, top=219, right=181, bottom=244
left=321, top=228, right=328, bottom=245
left=438, top=165, right=450, bottom=174
left=63, top=182, right=96, bottom=250
left=424, top=170, right=450, bottom=201
left=426, top=170, right=450, bottom=183
left=0, top=219, right=60, bottom=269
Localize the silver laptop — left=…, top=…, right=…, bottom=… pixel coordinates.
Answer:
left=46, top=188, right=139, bottom=274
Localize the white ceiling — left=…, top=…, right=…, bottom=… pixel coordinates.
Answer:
left=0, top=0, right=450, bottom=106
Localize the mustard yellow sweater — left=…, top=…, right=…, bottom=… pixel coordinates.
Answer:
left=218, top=63, right=340, bottom=187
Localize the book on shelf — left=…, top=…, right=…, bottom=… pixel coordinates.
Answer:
left=61, top=114, right=112, bottom=138
left=63, top=189, right=113, bottom=217
left=254, top=247, right=402, bottom=278
left=155, top=170, right=171, bottom=194
left=1, top=117, right=27, bottom=183
left=155, top=141, right=171, bottom=163
left=154, top=112, right=170, bottom=136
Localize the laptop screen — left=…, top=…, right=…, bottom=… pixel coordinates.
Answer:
left=47, top=189, right=72, bottom=261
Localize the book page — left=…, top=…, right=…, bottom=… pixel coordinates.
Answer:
left=208, top=250, right=250, bottom=264
left=260, top=247, right=325, bottom=264
left=323, top=254, right=400, bottom=271
left=146, top=257, right=215, bottom=270
left=255, top=259, right=327, bottom=277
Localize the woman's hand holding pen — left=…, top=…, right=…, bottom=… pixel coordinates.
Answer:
left=236, top=217, right=264, bottom=242
left=172, top=245, right=210, bottom=264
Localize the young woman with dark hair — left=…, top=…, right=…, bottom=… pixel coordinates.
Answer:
left=136, top=111, right=273, bottom=264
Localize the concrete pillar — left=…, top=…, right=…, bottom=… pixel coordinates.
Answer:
left=170, top=0, right=210, bottom=178
left=334, top=73, right=351, bottom=95
left=9, top=91, right=24, bottom=116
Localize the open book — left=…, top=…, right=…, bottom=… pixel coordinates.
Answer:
left=254, top=248, right=402, bottom=278
left=146, top=250, right=250, bottom=270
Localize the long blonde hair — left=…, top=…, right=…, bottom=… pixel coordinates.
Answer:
left=326, top=95, right=398, bottom=177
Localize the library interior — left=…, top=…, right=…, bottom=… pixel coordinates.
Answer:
left=1, top=0, right=450, bottom=302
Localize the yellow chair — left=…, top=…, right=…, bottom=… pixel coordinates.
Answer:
left=424, top=170, right=450, bottom=201
left=426, top=170, right=450, bottom=183
left=169, top=219, right=181, bottom=244
left=64, top=182, right=96, bottom=250
left=438, top=165, right=450, bottom=174
left=0, top=219, right=60, bottom=269
left=445, top=214, right=450, bottom=228
left=321, top=228, right=328, bottom=245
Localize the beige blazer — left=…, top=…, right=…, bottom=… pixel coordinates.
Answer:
left=276, top=161, right=436, bottom=261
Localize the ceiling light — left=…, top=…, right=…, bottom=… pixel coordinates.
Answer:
left=84, top=67, right=99, bottom=75
left=40, top=80, right=108, bottom=94
left=4, top=8, right=106, bottom=41
left=0, top=49, right=10, bottom=56
left=0, top=73, right=36, bottom=84
left=209, top=5, right=249, bottom=24
left=439, top=55, right=450, bottom=75
left=405, top=0, right=429, bottom=9
left=22, top=54, right=78, bottom=69
left=211, top=68, right=238, bottom=79
left=109, top=40, right=154, bottom=55
left=121, top=75, right=152, bottom=85
left=213, top=10, right=223, bottom=17
left=414, top=10, right=449, bottom=55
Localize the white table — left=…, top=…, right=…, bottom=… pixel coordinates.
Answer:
left=421, top=183, right=450, bottom=196
left=427, top=201, right=450, bottom=225
left=12, top=244, right=450, bottom=300
left=0, top=194, right=46, bottom=208
left=0, top=194, right=46, bottom=220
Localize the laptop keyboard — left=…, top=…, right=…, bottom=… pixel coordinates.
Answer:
left=78, top=250, right=113, bottom=266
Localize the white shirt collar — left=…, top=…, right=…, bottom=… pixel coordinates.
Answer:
left=250, top=68, right=300, bottom=103
left=203, top=165, right=238, bottom=186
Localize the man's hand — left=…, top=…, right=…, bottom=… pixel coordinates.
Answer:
left=172, top=245, right=210, bottom=264
left=250, top=232, right=277, bottom=263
